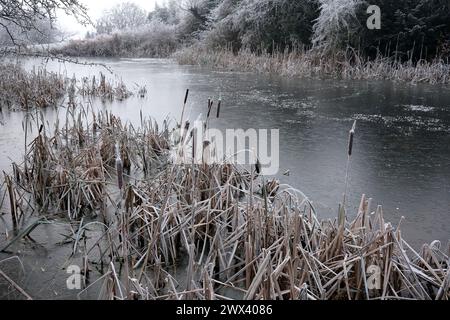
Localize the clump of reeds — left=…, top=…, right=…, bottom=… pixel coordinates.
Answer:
left=175, top=46, right=450, bottom=85
left=5, top=107, right=170, bottom=220
left=0, top=63, right=139, bottom=112
left=78, top=73, right=133, bottom=102
left=117, top=160, right=449, bottom=301
left=137, top=85, right=148, bottom=98
left=1, top=97, right=448, bottom=301
left=0, top=64, right=67, bottom=111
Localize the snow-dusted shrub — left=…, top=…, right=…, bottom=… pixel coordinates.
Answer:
left=202, top=0, right=319, bottom=51
left=55, top=20, right=179, bottom=58
left=176, top=0, right=218, bottom=42
left=312, top=0, right=364, bottom=54
left=201, top=0, right=241, bottom=49
left=132, top=20, right=179, bottom=57
left=96, top=2, right=148, bottom=35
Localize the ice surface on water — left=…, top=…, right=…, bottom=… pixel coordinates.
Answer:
left=401, top=104, right=435, bottom=113
left=0, top=60, right=449, bottom=299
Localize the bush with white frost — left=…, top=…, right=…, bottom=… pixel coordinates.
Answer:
left=55, top=20, right=178, bottom=58
left=201, top=0, right=240, bottom=49
left=202, top=0, right=319, bottom=51
left=312, top=0, right=364, bottom=54
left=96, top=2, right=148, bottom=35
left=52, top=0, right=450, bottom=63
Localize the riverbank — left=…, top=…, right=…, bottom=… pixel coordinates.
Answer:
left=51, top=25, right=177, bottom=59
left=53, top=40, right=450, bottom=85
left=175, top=46, right=450, bottom=85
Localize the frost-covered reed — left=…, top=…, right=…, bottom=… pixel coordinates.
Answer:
left=175, top=46, right=450, bottom=85
left=0, top=64, right=136, bottom=111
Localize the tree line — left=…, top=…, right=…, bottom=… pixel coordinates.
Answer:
left=1, top=0, right=449, bottom=62
left=91, top=0, right=450, bottom=61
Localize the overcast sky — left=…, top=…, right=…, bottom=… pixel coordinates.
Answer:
left=58, top=0, right=163, bottom=38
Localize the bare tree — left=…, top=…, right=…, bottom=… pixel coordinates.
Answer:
left=148, top=0, right=180, bottom=25
left=180, top=0, right=217, bottom=24
left=0, top=0, right=90, bottom=47
left=96, top=2, right=147, bottom=35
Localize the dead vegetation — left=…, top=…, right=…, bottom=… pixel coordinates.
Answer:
left=175, top=46, right=450, bottom=85
left=0, top=94, right=448, bottom=300
left=0, top=63, right=139, bottom=112
left=0, top=64, right=66, bottom=111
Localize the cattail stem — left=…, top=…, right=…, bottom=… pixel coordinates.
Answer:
left=348, top=121, right=356, bottom=156
left=341, top=121, right=357, bottom=226
left=216, top=99, right=222, bottom=118
left=115, top=143, right=124, bottom=191
left=184, top=89, right=189, bottom=105
left=207, top=98, right=213, bottom=118
left=4, top=174, right=18, bottom=231
left=180, top=89, right=189, bottom=126
left=191, top=128, right=197, bottom=162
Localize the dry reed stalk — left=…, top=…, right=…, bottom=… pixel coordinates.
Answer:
left=175, top=47, right=450, bottom=85
left=341, top=120, right=357, bottom=226
left=0, top=268, right=33, bottom=300
left=115, top=143, right=124, bottom=191
left=4, top=174, right=18, bottom=231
